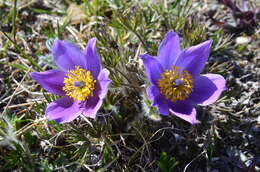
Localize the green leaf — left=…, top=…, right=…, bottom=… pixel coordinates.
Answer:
left=157, top=152, right=179, bottom=172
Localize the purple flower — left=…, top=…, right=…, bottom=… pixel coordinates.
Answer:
left=140, top=30, right=226, bottom=124
left=31, top=38, right=111, bottom=123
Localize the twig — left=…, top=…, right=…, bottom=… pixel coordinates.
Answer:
left=7, top=102, right=43, bottom=109
left=183, top=150, right=206, bottom=172
left=15, top=118, right=46, bottom=137
left=2, top=66, right=32, bottom=115
left=12, top=0, right=18, bottom=44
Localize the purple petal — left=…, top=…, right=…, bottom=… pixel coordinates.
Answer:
left=31, top=70, right=66, bottom=96
left=146, top=85, right=169, bottom=115
left=169, top=100, right=194, bottom=114
left=83, top=38, right=101, bottom=79
left=82, top=96, right=102, bottom=118
left=170, top=108, right=197, bottom=124
left=175, top=40, right=212, bottom=77
left=52, top=40, right=86, bottom=71
left=158, top=30, right=181, bottom=69
left=189, top=74, right=226, bottom=106
left=82, top=69, right=110, bottom=118
left=146, top=85, right=161, bottom=102
left=46, top=96, right=81, bottom=123
left=154, top=95, right=170, bottom=115
left=169, top=100, right=198, bottom=124
left=140, top=54, right=163, bottom=85
left=97, top=69, right=111, bottom=99
left=146, top=85, right=157, bottom=102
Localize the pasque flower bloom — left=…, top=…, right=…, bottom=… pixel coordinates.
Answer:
left=31, top=38, right=111, bottom=123
left=140, top=30, right=226, bottom=124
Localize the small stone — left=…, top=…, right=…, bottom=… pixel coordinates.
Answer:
left=236, top=36, right=251, bottom=44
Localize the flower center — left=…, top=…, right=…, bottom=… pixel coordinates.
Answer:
left=158, top=66, right=193, bottom=102
left=63, top=66, right=96, bottom=101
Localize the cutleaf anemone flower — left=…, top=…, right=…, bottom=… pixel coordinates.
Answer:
left=140, top=30, right=226, bottom=124
left=31, top=38, right=111, bottom=123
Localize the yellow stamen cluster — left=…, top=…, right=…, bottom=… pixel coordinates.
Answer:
left=63, top=66, right=96, bottom=101
left=158, top=66, right=193, bottom=102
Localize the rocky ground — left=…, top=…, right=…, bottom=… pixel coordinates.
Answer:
left=0, top=0, right=259, bottom=171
